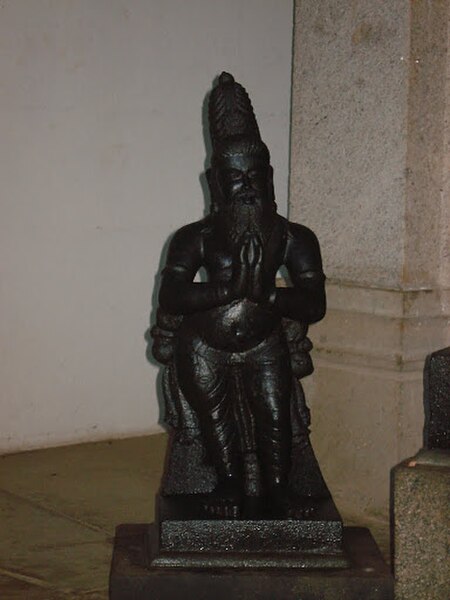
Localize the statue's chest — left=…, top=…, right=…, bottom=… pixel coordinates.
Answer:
left=202, top=238, right=285, bottom=282
left=203, top=247, right=232, bottom=281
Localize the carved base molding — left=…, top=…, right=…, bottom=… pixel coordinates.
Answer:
left=302, top=280, right=450, bottom=519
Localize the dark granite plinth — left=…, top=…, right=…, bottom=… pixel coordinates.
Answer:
left=109, top=525, right=393, bottom=600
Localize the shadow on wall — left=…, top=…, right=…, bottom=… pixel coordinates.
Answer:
left=144, top=79, right=217, bottom=426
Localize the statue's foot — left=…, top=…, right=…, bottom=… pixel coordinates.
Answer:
left=285, top=498, right=317, bottom=519
left=266, top=487, right=317, bottom=520
left=201, top=478, right=242, bottom=519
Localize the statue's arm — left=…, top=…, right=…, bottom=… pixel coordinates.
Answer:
left=158, top=223, right=232, bottom=315
left=273, top=223, right=326, bottom=324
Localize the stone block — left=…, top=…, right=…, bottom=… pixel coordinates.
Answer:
left=424, top=348, right=450, bottom=450
left=393, top=451, right=450, bottom=599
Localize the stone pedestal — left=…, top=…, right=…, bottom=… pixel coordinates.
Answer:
left=393, top=450, right=450, bottom=599
left=149, top=494, right=348, bottom=569
left=110, top=524, right=393, bottom=600
left=290, top=0, right=450, bottom=519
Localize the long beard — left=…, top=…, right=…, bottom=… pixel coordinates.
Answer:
left=219, top=193, right=277, bottom=250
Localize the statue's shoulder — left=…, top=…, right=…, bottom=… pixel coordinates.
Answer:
left=285, top=219, right=320, bottom=248
left=169, top=217, right=211, bottom=248
left=284, top=219, right=323, bottom=270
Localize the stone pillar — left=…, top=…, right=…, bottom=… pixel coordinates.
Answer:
left=290, top=1, right=450, bottom=519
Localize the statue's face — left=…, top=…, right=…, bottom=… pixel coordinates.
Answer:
left=211, top=151, right=276, bottom=246
left=215, top=153, right=271, bottom=206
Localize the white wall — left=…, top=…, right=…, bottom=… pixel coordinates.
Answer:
left=0, top=0, right=293, bottom=453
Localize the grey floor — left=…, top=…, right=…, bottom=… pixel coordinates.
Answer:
left=0, top=433, right=390, bottom=599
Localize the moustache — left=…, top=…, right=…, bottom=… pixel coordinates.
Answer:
left=230, top=190, right=261, bottom=206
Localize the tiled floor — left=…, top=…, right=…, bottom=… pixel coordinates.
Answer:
left=0, top=433, right=390, bottom=599
left=0, top=435, right=167, bottom=599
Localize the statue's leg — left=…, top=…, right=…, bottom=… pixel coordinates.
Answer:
left=244, top=354, right=292, bottom=513
left=176, top=348, right=243, bottom=514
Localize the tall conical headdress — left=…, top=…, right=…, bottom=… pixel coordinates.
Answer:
left=208, top=72, right=269, bottom=161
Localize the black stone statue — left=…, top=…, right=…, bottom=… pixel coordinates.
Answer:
left=110, top=73, right=393, bottom=599
left=151, top=72, right=328, bottom=520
